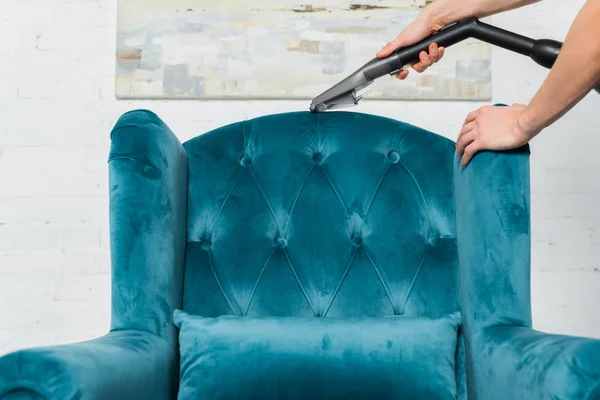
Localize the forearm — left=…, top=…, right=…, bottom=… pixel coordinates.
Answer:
left=520, top=0, right=600, bottom=136
left=423, top=0, right=541, bottom=26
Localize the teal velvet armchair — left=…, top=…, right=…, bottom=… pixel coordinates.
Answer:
left=0, top=109, right=599, bottom=400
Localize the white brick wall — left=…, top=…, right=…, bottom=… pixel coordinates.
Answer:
left=0, top=0, right=598, bottom=355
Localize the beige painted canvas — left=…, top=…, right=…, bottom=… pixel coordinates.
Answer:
left=116, top=0, right=492, bottom=100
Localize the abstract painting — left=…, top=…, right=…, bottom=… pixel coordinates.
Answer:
left=116, top=0, right=492, bottom=100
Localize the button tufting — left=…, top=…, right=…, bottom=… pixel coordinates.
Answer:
left=387, top=150, right=400, bottom=164
left=350, top=235, right=363, bottom=248
left=275, top=236, right=288, bottom=249
left=312, top=153, right=324, bottom=166
left=200, top=239, right=212, bottom=251
left=240, top=155, right=253, bottom=167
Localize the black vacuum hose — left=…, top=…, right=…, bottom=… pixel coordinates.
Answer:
left=369, top=17, right=600, bottom=95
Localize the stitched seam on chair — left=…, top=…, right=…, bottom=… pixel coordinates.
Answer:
left=207, top=250, right=241, bottom=316
left=110, top=123, right=163, bottom=140
left=395, top=159, right=433, bottom=314
left=0, top=381, right=52, bottom=400
left=397, top=161, right=433, bottom=242
left=570, top=351, right=599, bottom=395
left=283, top=165, right=315, bottom=232
left=464, top=323, right=529, bottom=342
left=358, top=158, right=395, bottom=312
left=244, top=248, right=276, bottom=316
left=365, top=163, right=391, bottom=215
left=321, top=167, right=349, bottom=215
left=107, top=327, right=165, bottom=340
left=208, top=167, right=245, bottom=237
left=323, top=247, right=359, bottom=317
left=248, top=167, right=283, bottom=233
left=585, top=381, right=600, bottom=400
left=106, top=155, right=155, bottom=168
left=363, top=246, right=397, bottom=314
left=283, top=249, right=317, bottom=316
left=394, top=123, right=410, bottom=154
left=394, top=121, right=433, bottom=241
left=399, top=248, right=430, bottom=315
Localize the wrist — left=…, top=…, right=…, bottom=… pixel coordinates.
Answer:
left=421, top=1, right=448, bottom=28
left=517, top=107, right=543, bottom=139
left=424, top=0, right=470, bottom=27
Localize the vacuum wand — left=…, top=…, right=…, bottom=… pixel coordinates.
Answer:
left=310, top=17, right=600, bottom=113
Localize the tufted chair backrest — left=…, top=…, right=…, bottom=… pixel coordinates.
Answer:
left=181, top=111, right=459, bottom=320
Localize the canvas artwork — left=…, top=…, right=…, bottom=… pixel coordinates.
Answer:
left=115, top=0, right=492, bottom=100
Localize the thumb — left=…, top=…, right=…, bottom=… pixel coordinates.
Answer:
left=377, top=35, right=407, bottom=58
left=376, top=18, right=433, bottom=58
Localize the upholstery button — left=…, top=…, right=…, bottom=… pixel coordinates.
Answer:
left=312, top=153, right=324, bottom=166
left=387, top=150, right=400, bottom=164
left=200, top=239, right=212, bottom=251
left=350, top=235, right=363, bottom=248
left=275, top=237, right=288, bottom=249
left=240, top=155, right=253, bottom=167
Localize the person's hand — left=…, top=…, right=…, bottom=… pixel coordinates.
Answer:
left=456, top=104, right=539, bottom=166
left=376, top=12, right=447, bottom=80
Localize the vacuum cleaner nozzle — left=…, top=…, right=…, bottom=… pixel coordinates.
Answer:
left=309, top=52, right=406, bottom=113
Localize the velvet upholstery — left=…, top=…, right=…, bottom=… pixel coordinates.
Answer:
left=0, top=109, right=598, bottom=400
left=174, top=310, right=461, bottom=400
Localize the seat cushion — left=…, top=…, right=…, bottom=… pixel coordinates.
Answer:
left=174, top=310, right=461, bottom=400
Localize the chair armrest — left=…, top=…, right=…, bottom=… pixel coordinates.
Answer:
left=0, top=330, right=176, bottom=400
left=471, top=325, right=600, bottom=400
left=454, top=144, right=533, bottom=335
